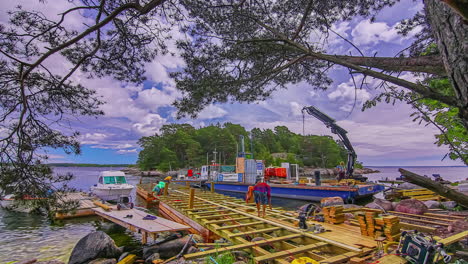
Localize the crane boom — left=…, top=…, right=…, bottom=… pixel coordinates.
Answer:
left=302, top=106, right=356, bottom=178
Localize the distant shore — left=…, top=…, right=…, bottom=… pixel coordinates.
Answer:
left=48, top=163, right=135, bottom=167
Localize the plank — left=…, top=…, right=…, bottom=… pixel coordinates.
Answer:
left=424, top=213, right=466, bottom=220
left=204, top=217, right=251, bottom=224
left=254, top=242, right=327, bottom=262
left=389, top=211, right=456, bottom=223
left=215, top=221, right=264, bottom=230
left=228, top=227, right=282, bottom=238
left=438, top=230, right=468, bottom=245
left=183, top=234, right=302, bottom=259
left=400, top=222, right=437, bottom=233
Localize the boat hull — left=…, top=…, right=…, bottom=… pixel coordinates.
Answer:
left=91, top=186, right=134, bottom=202
left=214, top=182, right=384, bottom=202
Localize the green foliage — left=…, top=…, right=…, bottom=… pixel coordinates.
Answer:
left=137, top=123, right=348, bottom=170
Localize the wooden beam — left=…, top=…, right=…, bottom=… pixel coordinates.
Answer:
left=184, top=234, right=302, bottom=259
left=400, top=222, right=437, bottom=233
left=438, top=230, right=468, bottom=245
left=188, top=188, right=195, bottom=209
left=196, top=213, right=240, bottom=220
left=394, top=215, right=450, bottom=226
left=228, top=227, right=282, bottom=238
left=204, top=217, right=251, bottom=224
left=216, top=221, right=264, bottom=230
left=389, top=211, right=456, bottom=222
left=254, top=242, right=327, bottom=262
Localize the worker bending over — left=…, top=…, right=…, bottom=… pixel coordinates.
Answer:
left=253, top=179, right=272, bottom=217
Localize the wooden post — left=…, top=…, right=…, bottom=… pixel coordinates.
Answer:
left=186, top=181, right=190, bottom=188
left=399, top=168, right=468, bottom=207
left=163, top=182, right=169, bottom=196
left=211, top=182, right=215, bottom=193
left=188, top=188, right=195, bottom=209
left=142, top=231, right=147, bottom=244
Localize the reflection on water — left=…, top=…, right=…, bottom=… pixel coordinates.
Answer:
left=0, top=167, right=148, bottom=263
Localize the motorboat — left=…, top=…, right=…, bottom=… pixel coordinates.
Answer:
left=91, top=171, right=134, bottom=202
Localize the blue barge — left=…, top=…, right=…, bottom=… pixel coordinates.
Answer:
left=213, top=182, right=384, bottom=202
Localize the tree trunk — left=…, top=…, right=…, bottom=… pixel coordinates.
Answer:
left=425, top=0, right=468, bottom=129
left=399, top=168, right=468, bottom=207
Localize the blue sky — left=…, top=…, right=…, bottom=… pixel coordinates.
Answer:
left=2, top=0, right=465, bottom=166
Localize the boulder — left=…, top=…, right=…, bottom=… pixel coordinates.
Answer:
left=374, top=198, right=394, bottom=211
left=118, top=253, right=130, bottom=262
left=155, top=235, right=196, bottom=259
left=442, top=201, right=458, bottom=209
left=344, top=213, right=355, bottom=220
left=320, top=197, right=344, bottom=207
left=186, top=246, right=198, bottom=254
left=448, top=220, right=468, bottom=233
left=365, top=202, right=383, bottom=210
left=68, top=231, right=123, bottom=264
left=398, top=183, right=420, bottom=190
left=423, top=200, right=441, bottom=209
left=88, top=259, right=117, bottom=264
left=16, top=259, right=37, bottom=264
left=343, top=204, right=362, bottom=209
left=145, top=253, right=160, bottom=264
left=395, top=199, right=428, bottom=215
left=35, top=261, right=65, bottom=264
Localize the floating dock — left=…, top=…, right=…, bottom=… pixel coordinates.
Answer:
left=54, top=192, right=189, bottom=243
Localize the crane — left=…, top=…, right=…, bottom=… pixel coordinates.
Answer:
left=302, top=106, right=366, bottom=181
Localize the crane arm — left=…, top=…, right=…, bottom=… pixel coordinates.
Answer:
left=302, top=106, right=357, bottom=177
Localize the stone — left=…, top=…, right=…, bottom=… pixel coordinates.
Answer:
left=374, top=198, right=394, bottom=211
left=156, top=235, right=196, bottom=259
left=395, top=199, right=428, bottom=215
left=442, top=201, right=457, bottom=209
left=398, top=183, right=420, bottom=190
left=343, top=204, right=362, bottom=209
left=448, top=220, right=468, bottom=233
left=231, top=250, right=250, bottom=260
left=251, top=237, right=266, bottom=242
left=365, top=202, right=383, bottom=210
left=320, top=197, right=344, bottom=207
left=186, top=246, right=198, bottom=254
left=35, top=261, right=65, bottom=264
left=88, top=259, right=117, bottom=264
left=16, top=259, right=37, bottom=264
left=145, top=253, right=161, bottom=264
left=68, top=231, right=123, bottom=264
left=423, top=200, right=441, bottom=209
left=344, top=213, right=355, bottom=220
left=233, top=262, right=247, bottom=264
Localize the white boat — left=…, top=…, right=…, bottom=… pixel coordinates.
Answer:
left=90, top=171, right=134, bottom=202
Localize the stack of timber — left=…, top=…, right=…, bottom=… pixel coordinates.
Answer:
left=146, top=183, right=377, bottom=264
left=396, top=188, right=446, bottom=201
left=322, top=206, right=345, bottom=224
left=382, top=216, right=401, bottom=242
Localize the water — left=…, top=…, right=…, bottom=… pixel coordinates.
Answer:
left=1, top=166, right=466, bottom=262
left=366, top=166, right=468, bottom=182
left=0, top=167, right=146, bottom=263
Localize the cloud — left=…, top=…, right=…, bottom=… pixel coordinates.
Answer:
left=327, top=76, right=372, bottom=111
left=197, top=105, right=228, bottom=119
left=351, top=19, right=423, bottom=46
left=136, top=85, right=182, bottom=111
left=132, top=113, right=167, bottom=136
left=117, top=149, right=138, bottom=154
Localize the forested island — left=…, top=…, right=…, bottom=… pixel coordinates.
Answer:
left=137, top=123, right=362, bottom=172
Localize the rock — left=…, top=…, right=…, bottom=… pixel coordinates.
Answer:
left=165, top=259, right=186, bottom=264
left=251, top=237, right=266, bottom=242
left=35, top=261, right=65, bottom=264
left=395, top=199, right=428, bottom=215
left=344, top=213, right=355, bottom=220
left=320, top=197, right=344, bottom=207
left=88, top=259, right=117, bottom=264
left=231, top=250, right=250, bottom=260
left=442, top=201, right=457, bottom=209
left=448, top=220, right=468, bottom=233
left=146, top=253, right=161, bottom=264
left=143, top=245, right=159, bottom=260
left=365, top=202, right=383, bottom=210
left=398, top=183, right=420, bottom=190
left=423, top=200, right=441, bottom=209
left=233, top=262, right=247, bottom=264
left=68, top=231, right=123, bottom=264
left=374, top=198, right=394, bottom=211
left=156, top=235, right=196, bottom=259
left=186, top=246, right=198, bottom=254
left=191, top=234, right=204, bottom=243
left=118, top=252, right=130, bottom=262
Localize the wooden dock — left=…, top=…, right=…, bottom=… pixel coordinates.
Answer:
left=153, top=184, right=378, bottom=264
left=54, top=192, right=189, bottom=244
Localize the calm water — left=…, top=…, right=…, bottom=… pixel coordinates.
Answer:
left=0, top=166, right=467, bottom=262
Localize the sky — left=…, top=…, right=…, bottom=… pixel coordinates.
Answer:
left=0, top=0, right=465, bottom=167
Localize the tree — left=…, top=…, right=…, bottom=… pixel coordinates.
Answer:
left=0, top=0, right=176, bottom=208
left=172, top=0, right=467, bottom=130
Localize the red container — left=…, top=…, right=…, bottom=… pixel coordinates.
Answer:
left=265, top=168, right=275, bottom=177
left=275, top=167, right=287, bottom=178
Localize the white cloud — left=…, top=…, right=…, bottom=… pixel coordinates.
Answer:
left=351, top=19, right=421, bottom=46
left=80, top=133, right=109, bottom=144
left=197, top=105, right=228, bottom=119
left=132, top=113, right=167, bottom=136
left=136, top=86, right=181, bottom=111
left=289, top=102, right=303, bottom=116
left=117, top=149, right=138, bottom=154
left=327, top=76, right=372, bottom=111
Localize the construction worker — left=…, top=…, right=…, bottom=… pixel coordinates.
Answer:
left=253, top=179, right=272, bottom=217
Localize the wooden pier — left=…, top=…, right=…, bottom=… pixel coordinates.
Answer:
left=54, top=192, right=189, bottom=244
left=153, top=184, right=378, bottom=264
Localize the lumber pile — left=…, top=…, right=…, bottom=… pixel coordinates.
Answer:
left=357, top=213, right=401, bottom=241
left=322, top=206, right=345, bottom=224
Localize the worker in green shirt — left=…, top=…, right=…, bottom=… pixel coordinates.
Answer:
left=152, top=181, right=166, bottom=196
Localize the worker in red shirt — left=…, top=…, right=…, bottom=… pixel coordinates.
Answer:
left=253, top=179, right=272, bottom=217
